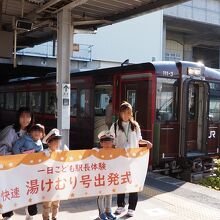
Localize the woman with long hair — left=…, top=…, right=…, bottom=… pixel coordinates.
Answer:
left=110, top=101, right=151, bottom=217
left=0, top=107, right=34, bottom=220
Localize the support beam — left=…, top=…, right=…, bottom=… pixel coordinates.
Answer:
left=36, top=0, right=61, bottom=14
left=57, top=8, right=73, bottom=148
left=162, top=20, right=166, bottom=61
left=183, top=44, right=193, bottom=61
left=54, top=0, right=89, bottom=14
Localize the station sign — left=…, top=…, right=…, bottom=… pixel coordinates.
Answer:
left=73, top=44, right=80, bottom=52
left=61, top=83, right=70, bottom=129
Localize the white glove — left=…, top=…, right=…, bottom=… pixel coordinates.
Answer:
left=44, top=150, right=51, bottom=157
left=92, top=147, right=100, bottom=152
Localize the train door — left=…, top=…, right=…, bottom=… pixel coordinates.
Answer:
left=155, top=78, right=179, bottom=162
left=70, top=77, right=93, bottom=149
left=117, top=73, right=153, bottom=141
left=207, top=82, right=220, bottom=154
left=181, top=80, right=209, bottom=156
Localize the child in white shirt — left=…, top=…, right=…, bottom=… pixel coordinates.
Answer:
left=96, top=130, right=117, bottom=220
left=42, top=128, right=66, bottom=220
left=110, top=101, right=152, bottom=217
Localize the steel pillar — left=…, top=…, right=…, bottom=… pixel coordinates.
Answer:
left=57, top=8, right=73, bottom=148
left=183, top=44, right=193, bottom=61
left=162, top=20, right=166, bottom=61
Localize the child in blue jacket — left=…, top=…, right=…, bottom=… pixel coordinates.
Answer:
left=12, top=124, right=44, bottom=154
left=12, top=123, right=45, bottom=220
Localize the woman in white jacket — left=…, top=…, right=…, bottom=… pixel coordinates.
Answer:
left=0, top=107, right=34, bottom=220
left=110, top=101, right=151, bottom=217
left=0, top=107, right=34, bottom=156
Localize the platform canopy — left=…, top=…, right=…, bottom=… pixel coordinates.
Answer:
left=1, top=0, right=188, bottom=49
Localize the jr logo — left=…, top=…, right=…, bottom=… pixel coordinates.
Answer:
left=208, top=130, right=216, bottom=139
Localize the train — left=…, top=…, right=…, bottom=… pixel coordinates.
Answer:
left=0, top=61, right=220, bottom=181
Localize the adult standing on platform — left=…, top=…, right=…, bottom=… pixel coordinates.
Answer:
left=0, top=107, right=34, bottom=220
left=110, top=101, right=152, bottom=217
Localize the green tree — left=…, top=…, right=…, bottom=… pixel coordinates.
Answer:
left=199, top=159, right=220, bottom=190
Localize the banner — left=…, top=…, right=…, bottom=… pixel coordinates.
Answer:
left=0, top=148, right=149, bottom=213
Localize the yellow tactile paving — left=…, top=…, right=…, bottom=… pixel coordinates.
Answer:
left=143, top=186, right=220, bottom=220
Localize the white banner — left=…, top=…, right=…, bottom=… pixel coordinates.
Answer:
left=0, top=148, right=149, bottom=213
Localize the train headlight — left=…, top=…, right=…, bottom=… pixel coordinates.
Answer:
left=187, top=67, right=201, bottom=76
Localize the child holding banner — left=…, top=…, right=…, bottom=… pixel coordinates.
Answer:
left=12, top=123, right=45, bottom=220
left=96, top=130, right=117, bottom=220
left=110, top=101, right=152, bottom=217
left=41, top=128, right=67, bottom=220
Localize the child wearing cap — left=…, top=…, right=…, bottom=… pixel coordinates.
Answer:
left=12, top=123, right=44, bottom=154
left=42, top=128, right=67, bottom=220
left=96, top=130, right=117, bottom=220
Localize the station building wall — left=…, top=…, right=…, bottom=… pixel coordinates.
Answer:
left=165, top=0, right=220, bottom=26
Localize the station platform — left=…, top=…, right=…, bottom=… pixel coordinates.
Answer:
left=1, top=172, right=220, bottom=220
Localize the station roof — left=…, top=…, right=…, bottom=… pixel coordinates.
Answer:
left=0, top=63, right=55, bottom=83
left=165, top=16, right=220, bottom=49
left=1, top=0, right=188, bottom=48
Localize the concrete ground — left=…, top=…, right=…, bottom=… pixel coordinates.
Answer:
left=1, top=184, right=220, bottom=220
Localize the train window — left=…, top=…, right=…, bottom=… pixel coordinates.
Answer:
left=5, top=93, right=14, bottom=110
left=80, top=89, right=90, bottom=117
left=16, top=92, right=26, bottom=110
left=127, top=90, right=136, bottom=109
left=156, top=78, right=178, bottom=121
left=29, top=92, right=41, bottom=113
left=94, top=85, right=112, bottom=116
left=188, top=84, right=198, bottom=120
left=0, top=93, right=4, bottom=109
left=209, top=83, right=220, bottom=121
left=45, top=91, right=56, bottom=114
left=71, top=90, right=77, bottom=116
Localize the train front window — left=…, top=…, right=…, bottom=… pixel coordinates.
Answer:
left=45, top=91, right=56, bottom=114
left=16, top=92, right=26, bottom=110
left=156, top=78, right=178, bottom=121
left=94, top=85, right=112, bottom=116
left=188, top=84, right=198, bottom=120
left=209, top=83, right=220, bottom=121
left=80, top=89, right=90, bottom=117
left=29, top=92, right=41, bottom=113
left=5, top=93, right=14, bottom=110
left=127, top=90, right=136, bottom=109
